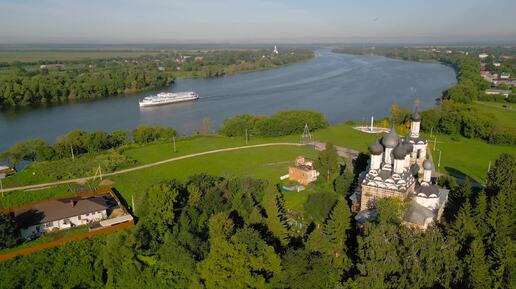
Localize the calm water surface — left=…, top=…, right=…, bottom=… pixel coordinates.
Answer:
left=0, top=49, right=456, bottom=151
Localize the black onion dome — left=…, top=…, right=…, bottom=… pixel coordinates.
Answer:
left=381, top=127, right=399, bottom=148
left=369, top=141, right=383, bottom=155
left=423, top=159, right=433, bottom=170
left=393, top=144, right=407, bottom=160
left=403, top=135, right=413, bottom=153
left=412, top=109, right=421, bottom=122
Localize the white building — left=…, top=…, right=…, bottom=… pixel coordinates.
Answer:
left=14, top=196, right=110, bottom=239
left=478, top=53, right=488, bottom=59
left=500, top=72, right=511, bottom=79
left=352, top=110, right=449, bottom=230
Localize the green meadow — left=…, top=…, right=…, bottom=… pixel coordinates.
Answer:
left=1, top=120, right=514, bottom=209
left=473, top=101, right=516, bottom=131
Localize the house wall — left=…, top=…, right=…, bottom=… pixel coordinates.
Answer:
left=360, top=183, right=415, bottom=211
left=20, top=210, right=107, bottom=239
left=288, top=167, right=317, bottom=185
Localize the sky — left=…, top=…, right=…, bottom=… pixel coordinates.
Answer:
left=1, top=0, right=516, bottom=44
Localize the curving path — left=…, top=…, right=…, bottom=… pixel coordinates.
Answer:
left=1, top=142, right=359, bottom=194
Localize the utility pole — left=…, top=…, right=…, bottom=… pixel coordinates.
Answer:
left=173, top=136, right=176, bottom=153
left=131, top=195, right=135, bottom=213
left=433, top=137, right=437, bottom=151
left=70, top=145, right=75, bottom=161
left=245, top=129, right=248, bottom=145
left=437, top=149, right=442, bottom=169
left=487, top=160, right=491, bottom=173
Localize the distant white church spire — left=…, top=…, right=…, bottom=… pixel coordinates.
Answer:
left=273, top=45, right=279, bottom=54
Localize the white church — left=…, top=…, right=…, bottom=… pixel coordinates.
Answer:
left=351, top=110, right=449, bottom=230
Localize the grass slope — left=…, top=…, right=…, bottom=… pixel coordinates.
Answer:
left=473, top=101, right=516, bottom=131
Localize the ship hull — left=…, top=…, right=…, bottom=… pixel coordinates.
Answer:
left=139, top=97, right=198, bottom=107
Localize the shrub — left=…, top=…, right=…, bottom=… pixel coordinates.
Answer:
left=220, top=110, right=329, bottom=137
left=132, top=124, right=176, bottom=144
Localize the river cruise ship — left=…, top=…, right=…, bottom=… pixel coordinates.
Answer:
left=139, top=91, right=199, bottom=107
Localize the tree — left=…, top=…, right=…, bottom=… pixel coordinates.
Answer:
left=334, top=168, right=354, bottom=197
left=356, top=222, right=402, bottom=289
left=270, top=249, right=340, bottom=289
left=304, top=192, right=337, bottom=223
left=315, top=143, right=339, bottom=182
left=324, top=200, right=351, bottom=269
left=262, top=187, right=289, bottom=246
left=139, top=180, right=185, bottom=242
left=324, top=200, right=351, bottom=257
left=111, top=130, right=130, bottom=146
left=0, top=213, right=18, bottom=249
left=466, top=239, right=492, bottom=289
left=486, top=153, right=515, bottom=196
left=375, top=198, right=407, bottom=225
left=198, top=213, right=281, bottom=289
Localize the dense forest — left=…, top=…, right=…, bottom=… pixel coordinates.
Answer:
left=0, top=147, right=513, bottom=289
left=0, top=49, right=313, bottom=107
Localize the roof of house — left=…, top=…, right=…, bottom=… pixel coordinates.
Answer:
left=13, top=196, right=110, bottom=228
left=290, top=164, right=316, bottom=172
left=404, top=201, right=435, bottom=226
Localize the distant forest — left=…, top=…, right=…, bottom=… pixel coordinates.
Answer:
left=0, top=49, right=313, bottom=107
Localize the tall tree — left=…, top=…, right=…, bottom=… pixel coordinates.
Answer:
left=324, top=200, right=351, bottom=262
left=0, top=213, right=18, bottom=250
left=486, top=153, right=515, bottom=196
left=198, top=213, right=281, bottom=289
left=262, top=187, right=289, bottom=246
left=315, top=142, right=339, bottom=182
left=466, top=239, right=492, bottom=289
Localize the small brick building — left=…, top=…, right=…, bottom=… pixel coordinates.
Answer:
left=288, top=156, right=319, bottom=185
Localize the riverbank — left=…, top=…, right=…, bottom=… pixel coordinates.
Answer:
left=0, top=48, right=314, bottom=108
left=0, top=49, right=457, bottom=151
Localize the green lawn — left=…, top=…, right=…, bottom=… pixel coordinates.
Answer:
left=113, top=145, right=317, bottom=213
left=473, top=101, right=516, bottom=131
left=2, top=134, right=297, bottom=189
left=428, top=133, right=516, bottom=183
left=313, top=123, right=378, bottom=152
left=123, top=135, right=297, bottom=164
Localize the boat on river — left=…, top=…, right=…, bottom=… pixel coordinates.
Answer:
left=139, top=91, right=199, bottom=107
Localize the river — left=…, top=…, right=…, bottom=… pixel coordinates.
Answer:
left=0, top=49, right=456, bottom=151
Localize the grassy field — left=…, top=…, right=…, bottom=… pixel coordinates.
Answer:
left=114, top=145, right=317, bottom=213
left=124, top=135, right=297, bottom=164
left=2, top=135, right=297, bottom=188
left=2, top=121, right=515, bottom=209
left=0, top=50, right=163, bottom=62
left=473, top=101, right=516, bottom=130
left=428, top=133, right=516, bottom=183
left=1, top=145, right=317, bottom=209
left=313, top=123, right=379, bottom=151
